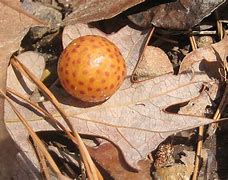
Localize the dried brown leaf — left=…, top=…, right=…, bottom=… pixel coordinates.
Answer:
left=132, top=46, right=173, bottom=82
left=63, top=0, right=145, bottom=25
left=5, top=25, right=226, bottom=173
left=5, top=58, right=217, bottom=169
left=179, top=36, right=228, bottom=77
left=155, top=150, right=195, bottom=179
left=128, top=0, right=226, bottom=30
left=89, top=142, right=151, bottom=179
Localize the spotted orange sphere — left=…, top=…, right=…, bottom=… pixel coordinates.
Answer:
left=58, top=35, right=126, bottom=102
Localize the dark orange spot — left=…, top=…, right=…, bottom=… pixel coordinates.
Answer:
left=72, top=72, right=76, bottom=77
left=92, top=44, right=99, bottom=48
left=110, top=84, right=114, bottom=89
left=90, top=39, right=95, bottom=43
left=75, top=44, right=81, bottom=48
left=82, top=70, right=88, bottom=74
left=105, top=72, right=110, bottom=76
left=110, top=64, right=115, bottom=68
left=60, top=67, right=63, bottom=72
left=88, top=87, right=93, bottom=91
left=71, top=48, right=77, bottom=53
left=66, top=57, right=70, bottom=61
left=96, top=69, right=101, bottom=74
left=65, top=70, right=69, bottom=75
left=98, top=40, right=103, bottom=46
left=79, top=90, right=85, bottom=94
left=70, top=85, right=75, bottom=89
left=117, top=66, right=120, bottom=70
left=91, top=95, right=96, bottom=99
left=65, top=63, right=69, bottom=67
left=117, top=75, right=120, bottom=80
left=72, top=60, right=75, bottom=65
left=78, top=81, right=84, bottom=85
left=66, top=79, right=69, bottom=84
left=104, top=42, right=110, bottom=46
left=96, top=88, right=101, bottom=92
left=117, top=58, right=121, bottom=63
left=107, top=48, right=111, bottom=52
left=104, top=86, right=108, bottom=90
left=101, top=79, right=106, bottom=83
left=80, top=37, right=86, bottom=42
left=76, top=59, right=81, bottom=64
left=122, top=70, right=125, bottom=76
left=89, top=77, right=95, bottom=83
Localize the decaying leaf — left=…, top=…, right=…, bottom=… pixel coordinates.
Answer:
left=0, top=0, right=44, bottom=179
left=155, top=150, right=195, bottom=179
left=5, top=25, right=227, bottom=171
left=179, top=36, right=228, bottom=78
left=132, top=46, right=173, bottom=82
left=5, top=56, right=218, bottom=170
left=127, top=0, right=226, bottom=30
left=63, top=0, right=145, bottom=25
left=179, top=88, right=217, bottom=117
left=89, top=142, right=151, bottom=179
left=4, top=27, right=227, bottom=175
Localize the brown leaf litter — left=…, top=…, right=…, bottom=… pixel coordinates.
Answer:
left=0, top=1, right=45, bottom=179
left=5, top=30, right=227, bottom=172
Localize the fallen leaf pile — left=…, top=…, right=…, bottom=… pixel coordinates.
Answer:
left=0, top=0, right=45, bottom=179
left=5, top=26, right=227, bottom=172
left=1, top=0, right=228, bottom=179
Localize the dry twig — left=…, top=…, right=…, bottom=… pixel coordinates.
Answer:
left=10, top=57, right=102, bottom=180
left=0, top=89, right=64, bottom=179
left=189, top=35, right=205, bottom=180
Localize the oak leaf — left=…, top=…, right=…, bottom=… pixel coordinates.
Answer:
left=5, top=26, right=227, bottom=171
left=63, top=0, right=145, bottom=25
left=5, top=60, right=217, bottom=169
left=127, top=0, right=226, bottom=30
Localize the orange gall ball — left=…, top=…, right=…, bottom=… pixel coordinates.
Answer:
left=58, top=35, right=126, bottom=102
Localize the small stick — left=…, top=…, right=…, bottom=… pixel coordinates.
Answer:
left=215, top=10, right=224, bottom=40
left=219, top=20, right=228, bottom=23
left=190, top=30, right=228, bottom=35
left=207, top=84, right=228, bottom=136
left=206, top=15, right=227, bottom=136
left=10, top=57, right=102, bottom=180
left=7, top=88, right=79, bottom=145
left=0, top=89, right=63, bottom=178
left=8, top=88, right=102, bottom=179
left=34, top=143, right=51, bottom=180
left=131, top=27, right=155, bottom=82
left=189, top=35, right=204, bottom=180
